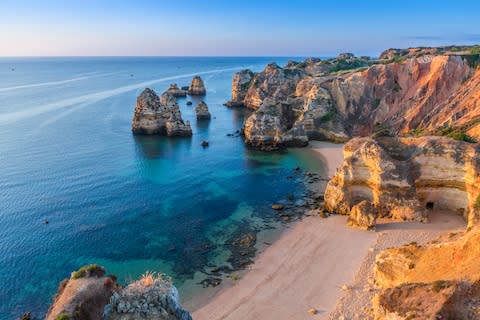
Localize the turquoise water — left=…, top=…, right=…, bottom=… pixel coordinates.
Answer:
left=0, top=57, right=323, bottom=318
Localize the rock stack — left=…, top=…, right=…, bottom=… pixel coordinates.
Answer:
left=188, top=76, right=206, bottom=96
left=131, top=88, right=192, bottom=137
left=166, top=84, right=187, bottom=97
left=195, top=101, right=211, bottom=120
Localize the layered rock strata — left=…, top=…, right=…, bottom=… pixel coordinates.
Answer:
left=228, top=47, right=480, bottom=150
left=195, top=101, right=211, bottom=120
left=132, top=88, right=192, bottom=136
left=372, top=228, right=480, bottom=319
left=324, top=136, right=480, bottom=229
left=188, top=76, right=206, bottom=96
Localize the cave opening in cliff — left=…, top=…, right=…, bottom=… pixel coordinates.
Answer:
left=426, top=202, right=434, bottom=210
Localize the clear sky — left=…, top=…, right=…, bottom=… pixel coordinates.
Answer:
left=1, top=0, right=479, bottom=57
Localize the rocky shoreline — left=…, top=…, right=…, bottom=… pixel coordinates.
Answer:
left=225, top=45, right=480, bottom=151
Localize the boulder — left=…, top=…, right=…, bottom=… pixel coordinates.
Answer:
left=195, top=101, right=211, bottom=120
left=188, top=76, right=206, bottom=96
left=347, top=200, right=377, bottom=230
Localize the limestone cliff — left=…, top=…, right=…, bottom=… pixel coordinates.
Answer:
left=372, top=228, right=480, bottom=319
left=229, top=46, right=480, bottom=150
left=131, top=88, right=192, bottom=136
left=323, top=136, right=480, bottom=229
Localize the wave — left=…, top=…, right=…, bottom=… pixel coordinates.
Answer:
left=0, top=72, right=118, bottom=93
left=0, top=66, right=249, bottom=123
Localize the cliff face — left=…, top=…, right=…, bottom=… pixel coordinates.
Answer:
left=323, top=136, right=480, bottom=229
left=131, top=88, right=192, bottom=136
left=372, top=228, right=480, bottom=319
left=229, top=47, right=480, bottom=150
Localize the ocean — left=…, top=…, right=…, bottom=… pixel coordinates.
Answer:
left=0, top=57, right=325, bottom=319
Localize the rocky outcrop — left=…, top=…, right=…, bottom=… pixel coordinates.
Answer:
left=324, top=136, right=480, bottom=229
left=166, top=84, right=187, bottom=97
left=188, top=76, right=206, bottom=96
left=372, top=228, right=480, bottom=319
left=373, top=281, right=480, bottom=320
left=195, top=101, right=211, bottom=120
left=229, top=46, right=480, bottom=150
left=225, top=69, right=254, bottom=107
left=109, top=272, right=192, bottom=320
left=46, top=265, right=117, bottom=320
left=132, top=88, right=192, bottom=136
left=47, top=267, right=192, bottom=320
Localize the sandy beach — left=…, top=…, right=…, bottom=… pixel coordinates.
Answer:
left=193, top=142, right=373, bottom=320
left=192, top=141, right=468, bottom=320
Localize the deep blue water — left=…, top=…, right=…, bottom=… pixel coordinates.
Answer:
left=0, top=57, right=325, bottom=319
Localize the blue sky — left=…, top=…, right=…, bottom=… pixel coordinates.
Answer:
left=1, top=0, right=479, bottom=57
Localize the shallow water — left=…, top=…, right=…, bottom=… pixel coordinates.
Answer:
left=0, top=57, right=324, bottom=318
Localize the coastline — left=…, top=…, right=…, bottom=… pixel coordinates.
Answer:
left=190, top=140, right=468, bottom=319
left=192, top=141, right=371, bottom=319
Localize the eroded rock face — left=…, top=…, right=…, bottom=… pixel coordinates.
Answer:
left=46, top=265, right=117, bottom=320
left=195, top=101, right=211, bottom=120
left=373, top=281, right=480, bottom=320
left=132, top=88, right=192, bottom=136
left=226, top=69, right=254, bottom=107
left=229, top=47, right=480, bottom=150
left=324, top=136, right=480, bottom=228
left=188, top=76, right=206, bottom=96
left=372, top=228, right=480, bottom=319
left=109, top=273, right=192, bottom=320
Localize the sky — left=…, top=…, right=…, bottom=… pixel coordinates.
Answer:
left=1, top=0, right=480, bottom=57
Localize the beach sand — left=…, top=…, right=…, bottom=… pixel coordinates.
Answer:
left=192, top=141, right=467, bottom=320
left=193, top=142, right=374, bottom=320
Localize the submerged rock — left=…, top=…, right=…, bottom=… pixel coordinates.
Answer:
left=131, top=88, right=192, bottom=136
left=195, top=101, right=211, bottom=120
left=188, top=76, right=206, bottom=96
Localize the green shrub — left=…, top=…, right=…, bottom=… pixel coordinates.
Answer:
left=474, top=194, right=480, bottom=209
left=437, top=126, right=477, bottom=143
left=431, top=280, right=448, bottom=292
left=56, top=312, right=71, bottom=320
left=319, top=111, right=334, bottom=123
left=72, top=264, right=105, bottom=279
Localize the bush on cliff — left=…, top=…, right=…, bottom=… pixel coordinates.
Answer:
left=71, top=264, right=105, bottom=279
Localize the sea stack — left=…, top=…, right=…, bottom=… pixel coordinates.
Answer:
left=167, top=83, right=187, bottom=97
left=131, top=88, right=192, bottom=136
left=195, top=101, right=211, bottom=120
left=188, top=76, right=206, bottom=95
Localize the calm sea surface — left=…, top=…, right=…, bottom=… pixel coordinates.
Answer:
left=0, top=57, right=325, bottom=318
